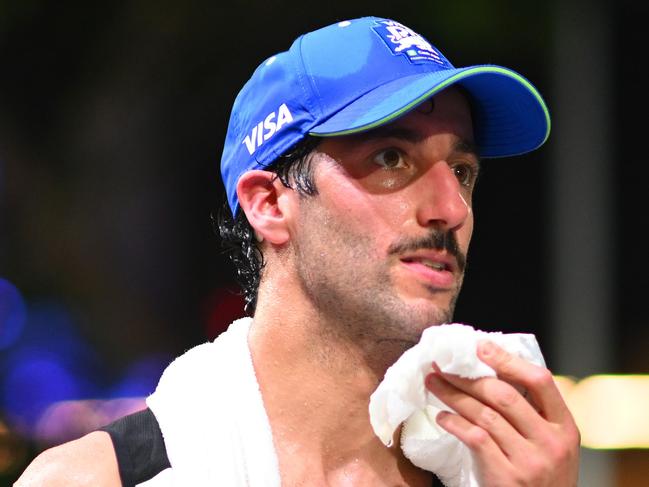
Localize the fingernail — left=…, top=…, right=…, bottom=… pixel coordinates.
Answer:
left=479, top=340, right=495, bottom=356
left=436, top=411, right=449, bottom=423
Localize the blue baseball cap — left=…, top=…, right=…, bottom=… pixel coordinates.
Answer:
left=221, top=16, right=550, bottom=214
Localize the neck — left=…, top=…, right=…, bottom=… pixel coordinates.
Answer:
left=247, top=271, right=430, bottom=486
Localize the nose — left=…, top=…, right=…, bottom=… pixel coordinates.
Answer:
left=415, top=161, right=470, bottom=231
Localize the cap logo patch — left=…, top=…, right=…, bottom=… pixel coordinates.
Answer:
left=373, top=20, right=449, bottom=66
left=242, top=103, right=293, bottom=155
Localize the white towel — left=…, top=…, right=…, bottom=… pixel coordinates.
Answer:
left=145, top=317, right=281, bottom=487
left=369, top=323, right=546, bottom=487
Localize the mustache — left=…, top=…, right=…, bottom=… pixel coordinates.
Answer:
left=387, top=230, right=466, bottom=272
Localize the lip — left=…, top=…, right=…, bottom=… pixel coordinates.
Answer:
left=399, top=251, right=457, bottom=289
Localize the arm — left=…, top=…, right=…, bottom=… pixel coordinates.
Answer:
left=425, top=340, right=580, bottom=486
left=15, top=431, right=121, bottom=487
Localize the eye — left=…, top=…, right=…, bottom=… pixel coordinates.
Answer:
left=453, top=163, right=477, bottom=187
left=373, top=148, right=406, bottom=169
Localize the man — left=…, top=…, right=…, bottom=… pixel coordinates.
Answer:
left=17, top=17, right=580, bottom=486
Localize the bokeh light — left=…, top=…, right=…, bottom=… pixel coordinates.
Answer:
left=34, top=397, right=146, bottom=445
left=3, top=350, right=82, bottom=436
left=109, top=354, right=171, bottom=398
left=0, top=297, right=175, bottom=447
left=0, top=418, right=28, bottom=480
left=567, top=375, right=649, bottom=449
left=0, top=278, right=27, bottom=350
left=0, top=302, right=103, bottom=436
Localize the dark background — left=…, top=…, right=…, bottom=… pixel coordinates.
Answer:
left=1, top=0, right=647, bottom=484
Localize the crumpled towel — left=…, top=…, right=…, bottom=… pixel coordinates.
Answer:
left=369, top=323, right=546, bottom=487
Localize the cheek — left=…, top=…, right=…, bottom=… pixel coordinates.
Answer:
left=380, top=176, right=399, bottom=190
left=320, top=181, right=406, bottom=246
left=358, top=169, right=414, bottom=196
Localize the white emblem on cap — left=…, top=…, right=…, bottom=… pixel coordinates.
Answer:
left=384, top=21, right=436, bottom=55
left=242, top=103, right=294, bottom=155
left=373, top=20, right=447, bottom=66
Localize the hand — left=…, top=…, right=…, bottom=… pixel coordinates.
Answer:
left=425, top=341, right=580, bottom=486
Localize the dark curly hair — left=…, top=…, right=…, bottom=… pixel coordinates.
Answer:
left=214, top=136, right=321, bottom=314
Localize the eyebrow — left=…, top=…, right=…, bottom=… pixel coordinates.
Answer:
left=453, top=139, right=480, bottom=160
left=360, top=126, right=480, bottom=160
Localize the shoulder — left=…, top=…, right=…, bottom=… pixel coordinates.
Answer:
left=15, top=431, right=121, bottom=487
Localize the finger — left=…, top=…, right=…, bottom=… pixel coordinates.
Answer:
left=435, top=409, right=512, bottom=473
left=477, top=340, right=571, bottom=424
left=426, top=373, right=529, bottom=458
left=431, top=369, right=545, bottom=441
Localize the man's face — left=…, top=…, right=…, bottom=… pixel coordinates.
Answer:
left=287, top=88, right=478, bottom=346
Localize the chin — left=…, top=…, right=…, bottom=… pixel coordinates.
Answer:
left=403, top=296, right=454, bottom=323
left=390, top=303, right=453, bottom=343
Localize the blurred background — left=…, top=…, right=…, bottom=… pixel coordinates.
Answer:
left=1, top=0, right=647, bottom=485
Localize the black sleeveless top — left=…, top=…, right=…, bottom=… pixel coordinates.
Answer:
left=100, top=408, right=170, bottom=487
left=101, top=407, right=445, bottom=487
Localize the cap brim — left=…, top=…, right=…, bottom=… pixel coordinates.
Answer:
left=309, top=65, right=550, bottom=158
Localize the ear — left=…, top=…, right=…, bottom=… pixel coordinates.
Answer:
left=236, top=170, right=292, bottom=245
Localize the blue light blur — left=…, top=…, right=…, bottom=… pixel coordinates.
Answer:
left=0, top=278, right=27, bottom=350
left=109, top=354, right=171, bottom=398
left=0, top=302, right=103, bottom=435
left=3, top=350, right=81, bottom=432
left=0, top=298, right=170, bottom=440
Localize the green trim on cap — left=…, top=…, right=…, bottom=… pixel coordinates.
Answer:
left=308, top=66, right=551, bottom=149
